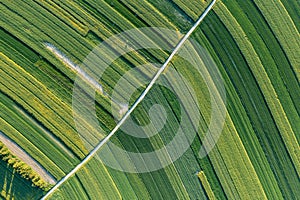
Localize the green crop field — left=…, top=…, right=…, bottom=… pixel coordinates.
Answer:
left=0, top=0, right=299, bottom=199
left=0, top=159, right=44, bottom=199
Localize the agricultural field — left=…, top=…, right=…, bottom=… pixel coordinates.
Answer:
left=0, top=159, right=44, bottom=199
left=0, top=0, right=299, bottom=199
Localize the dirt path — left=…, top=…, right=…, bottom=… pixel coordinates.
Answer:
left=0, top=131, right=56, bottom=184
left=45, top=43, right=128, bottom=116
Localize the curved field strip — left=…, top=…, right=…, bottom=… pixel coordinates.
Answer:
left=46, top=2, right=270, bottom=197
left=170, top=0, right=299, bottom=199
left=212, top=2, right=299, bottom=199
left=33, top=0, right=89, bottom=36
left=174, top=54, right=228, bottom=199
left=5, top=0, right=172, bottom=74
left=143, top=89, right=212, bottom=198
left=0, top=0, right=186, bottom=119
left=0, top=33, right=117, bottom=148
left=46, top=159, right=128, bottom=199
left=0, top=50, right=117, bottom=154
left=0, top=54, right=118, bottom=163
left=0, top=48, right=76, bottom=161
left=0, top=160, right=44, bottom=199
left=0, top=3, right=176, bottom=198
left=75, top=160, right=122, bottom=199
left=0, top=117, right=64, bottom=179
left=0, top=0, right=299, bottom=199
left=0, top=1, right=95, bottom=63
left=1, top=1, right=202, bottom=198
left=0, top=66, right=128, bottom=199
left=204, top=3, right=296, bottom=200
left=0, top=0, right=171, bottom=104
left=173, top=54, right=268, bottom=200
left=119, top=0, right=178, bottom=30
left=280, top=0, right=300, bottom=32
left=167, top=23, right=267, bottom=199
left=214, top=1, right=299, bottom=177
left=93, top=148, right=152, bottom=199
left=195, top=22, right=284, bottom=198
left=43, top=3, right=217, bottom=198
left=0, top=131, right=56, bottom=185
left=253, top=1, right=300, bottom=81
left=114, top=85, right=203, bottom=199
left=0, top=54, right=88, bottom=157
left=0, top=101, right=68, bottom=176
left=231, top=0, right=300, bottom=134
left=197, top=171, right=216, bottom=200
left=70, top=0, right=176, bottom=72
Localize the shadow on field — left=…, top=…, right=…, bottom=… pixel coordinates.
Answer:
left=0, top=160, right=43, bottom=200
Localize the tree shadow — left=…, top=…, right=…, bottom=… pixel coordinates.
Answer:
left=0, top=160, right=44, bottom=200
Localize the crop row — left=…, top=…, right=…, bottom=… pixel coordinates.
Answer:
left=33, top=0, right=89, bottom=36
left=198, top=10, right=288, bottom=200
left=253, top=0, right=300, bottom=81
left=0, top=54, right=90, bottom=156
left=0, top=97, right=67, bottom=178
left=231, top=1, right=300, bottom=131
left=215, top=1, right=300, bottom=193
left=0, top=141, right=51, bottom=190
left=1, top=0, right=165, bottom=109
left=10, top=0, right=171, bottom=77
left=119, top=0, right=177, bottom=30
left=0, top=0, right=193, bottom=121
left=0, top=34, right=121, bottom=141
left=55, top=70, right=212, bottom=199
left=1, top=0, right=188, bottom=131
left=173, top=53, right=268, bottom=199
left=0, top=1, right=185, bottom=198
left=279, top=0, right=300, bottom=31
left=2, top=0, right=299, bottom=199
left=223, top=0, right=300, bottom=139
left=124, top=85, right=200, bottom=199
left=0, top=53, right=132, bottom=198
left=0, top=160, right=44, bottom=199
left=49, top=159, right=130, bottom=199
left=197, top=171, right=216, bottom=200
left=0, top=3, right=171, bottom=198
left=0, top=45, right=119, bottom=157
left=0, top=29, right=39, bottom=63
left=199, top=2, right=298, bottom=199
left=171, top=0, right=281, bottom=199
left=32, top=0, right=246, bottom=198
left=170, top=0, right=300, bottom=199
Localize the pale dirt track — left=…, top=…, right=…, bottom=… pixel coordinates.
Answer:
left=0, top=131, right=56, bottom=184
left=42, top=0, right=216, bottom=198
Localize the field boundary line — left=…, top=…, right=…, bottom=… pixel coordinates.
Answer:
left=41, top=1, right=216, bottom=199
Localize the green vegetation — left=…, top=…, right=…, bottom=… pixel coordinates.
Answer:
left=0, top=159, right=44, bottom=199
left=197, top=171, right=216, bottom=200
left=0, top=142, right=51, bottom=191
left=0, top=0, right=299, bottom=199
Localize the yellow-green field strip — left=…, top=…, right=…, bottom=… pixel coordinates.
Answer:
left=42, top=1, right=216, bottom=199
